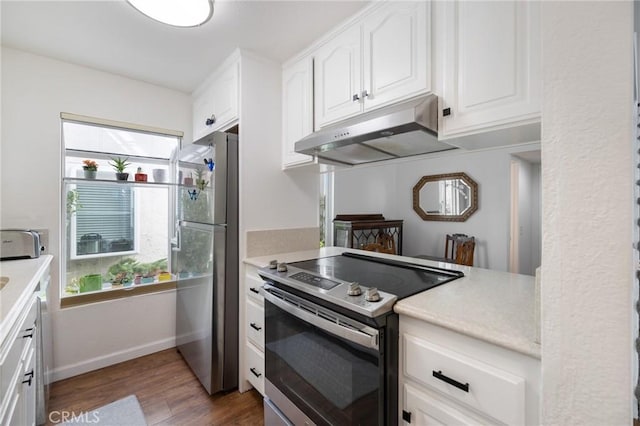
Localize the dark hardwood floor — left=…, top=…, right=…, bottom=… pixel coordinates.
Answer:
left=47, top=348, right=264, bottom=425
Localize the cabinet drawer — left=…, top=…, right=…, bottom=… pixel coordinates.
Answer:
left=246, top=299, right=264, bottom=349
left=245, top=274, right=264, bottom=302
left=404, top=333, right=525, bottom=425
left=403, top=383, right=487, bottom=425
left=245, top=343, right=265, bottom=396
left=0, top=299, right=37, bottom=405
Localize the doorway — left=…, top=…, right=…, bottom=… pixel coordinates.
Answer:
left=509, top=151, right=541, bottom=276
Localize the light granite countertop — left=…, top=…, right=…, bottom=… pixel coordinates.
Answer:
left=244, top=248, right=540, bottom=359
left=0, top=255, right=53, bottom=346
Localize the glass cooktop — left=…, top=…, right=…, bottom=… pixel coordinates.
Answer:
left=288, top=252, right=463, bottom=300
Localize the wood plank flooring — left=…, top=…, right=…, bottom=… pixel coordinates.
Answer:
left=46, top=348, right=264, bottom=425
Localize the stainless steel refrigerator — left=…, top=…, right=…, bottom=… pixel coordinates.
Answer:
left=173, top=131, right=238, bottom=394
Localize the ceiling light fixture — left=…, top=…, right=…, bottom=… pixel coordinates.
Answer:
left=126, top=0, right=214, bottom=28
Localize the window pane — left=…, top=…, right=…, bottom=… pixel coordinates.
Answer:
left=63, top=121, right=178, bottom=159
left=62, top=117, right=180, bottom=298
left=75, top=184, right=134, bottom=256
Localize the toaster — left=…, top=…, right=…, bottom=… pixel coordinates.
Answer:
left=0, top=230, right=42, bottom=260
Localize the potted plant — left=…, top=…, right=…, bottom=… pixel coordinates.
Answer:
left=109, top=156, right=131, bottom=181
left=107, top=257, right=137, bottom=287
left=133, top=258, right=167, bottom=284
left=134, top=167, right=147, bottom=182
left=82, top=159, right=98, bottom=179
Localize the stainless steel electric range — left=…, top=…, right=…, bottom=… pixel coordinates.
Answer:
left=258, top=252, right=464, bottom=426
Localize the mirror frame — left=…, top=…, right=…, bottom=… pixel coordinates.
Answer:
left=412, top=172, right=478, bottom=222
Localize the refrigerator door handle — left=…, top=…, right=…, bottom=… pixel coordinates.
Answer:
left=171, top=221, right=181, bottom=251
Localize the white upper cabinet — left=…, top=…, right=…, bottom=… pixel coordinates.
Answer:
left=438, top=1, right=541, bottom=139
left=193, top=56, right=239, bottom=140
left=282, top=55, right=315, bottom=168
left=314, top=25, right=362, bottom=127
left=362, top=1, right=430, bottom=112
left=314, top=1, right=430, bottom=129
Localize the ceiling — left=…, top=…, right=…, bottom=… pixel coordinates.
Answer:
left=1, top=0, right=368, bottom=93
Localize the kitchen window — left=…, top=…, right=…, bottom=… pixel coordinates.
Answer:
left=61, top=113, right=182, bottom=306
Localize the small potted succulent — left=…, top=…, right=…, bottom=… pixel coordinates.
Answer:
left=82, top=159, right=98, bottom=179
left=109, top=157, right=131, bottom=181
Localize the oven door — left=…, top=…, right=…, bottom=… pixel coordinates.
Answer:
left=262, top=284, right=384, bottom=426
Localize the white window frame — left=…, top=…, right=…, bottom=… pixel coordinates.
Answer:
left=68, top=182, right=141, bottom=260
left=60, top=112, right=182, bottom=300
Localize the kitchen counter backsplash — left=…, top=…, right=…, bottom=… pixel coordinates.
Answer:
left=245, top=227, right=320, bottom=258
left=244, top=247, right=540, bottom=359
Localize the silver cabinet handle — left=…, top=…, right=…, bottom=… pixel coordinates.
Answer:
left=352, top=93, right=360, bottom=102
left=205, top=114, right=216, bottom=126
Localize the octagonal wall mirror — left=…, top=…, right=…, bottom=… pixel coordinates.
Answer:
left=412, top=172, right=478, bottom=221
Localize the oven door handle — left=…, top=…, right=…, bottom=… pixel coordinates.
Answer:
left=262, top=287, right=379, bottom=350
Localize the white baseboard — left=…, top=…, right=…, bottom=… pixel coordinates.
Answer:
left=51, top=337, right=176, bottom=382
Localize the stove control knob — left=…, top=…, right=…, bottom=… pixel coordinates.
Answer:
left=365, top=287, right=381, bottom=302
left=347, top=282, right=362, bottom=296
left=268, top=260, right=278, bottom=269
left=277, top=262, right=288, bottom=272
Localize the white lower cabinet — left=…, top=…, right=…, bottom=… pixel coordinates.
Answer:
left=0, top=298, right=38, bottom=426
left=245, top=342, right=265, bottom=396
left=399, top=316, right=540, bottom=425
left=243, top=265, right=266, bottom=397
left=404, top=383, right=488, bottom=425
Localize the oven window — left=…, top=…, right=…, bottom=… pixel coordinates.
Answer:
left=265, top=300, right=382, bottom=426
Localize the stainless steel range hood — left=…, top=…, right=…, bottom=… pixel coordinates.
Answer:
left=294, top=94, right=455, bottom=166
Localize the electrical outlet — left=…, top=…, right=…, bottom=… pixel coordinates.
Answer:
left=32, top=228, right=49, bottom=253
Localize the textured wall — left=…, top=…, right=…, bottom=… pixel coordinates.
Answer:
left=541, top=2, right=634, bottom=424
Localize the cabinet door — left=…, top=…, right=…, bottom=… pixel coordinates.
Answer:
left=439, top=1, right=541, bottom=138
left=22, top=346, right=36, bottom=426
left=314, top=25, right=362, bottom=129
left=193, top=83, right=216, bottom=141
left=246, top=298, right=265, bottom=349
left=362, top=1, right=430, bottom=112
left=192, top=60, right=239, bottom=140
left=403, top=384, right=485, bottom=425
left=282, top=56, right=315, bottom=168
left=245, top=342, right=265, bottom=396
left=209, top=60, right=239, bottom=132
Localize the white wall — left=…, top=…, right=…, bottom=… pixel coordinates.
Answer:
left=239, top=51, right=319, bottom=237
left=541, top=2, right=633, bottom=424
left=530, top=163, right=541, bottom=273
left=1, top=47, right=192, bottom=380
left=333, top=143, right=540, bottom=271
left=236, top=51, right=319, bottom=393
left=516, top=158, right=537, bottom=276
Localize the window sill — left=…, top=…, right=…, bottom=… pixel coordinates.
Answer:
left=60, top=280, right=176, bottom=308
